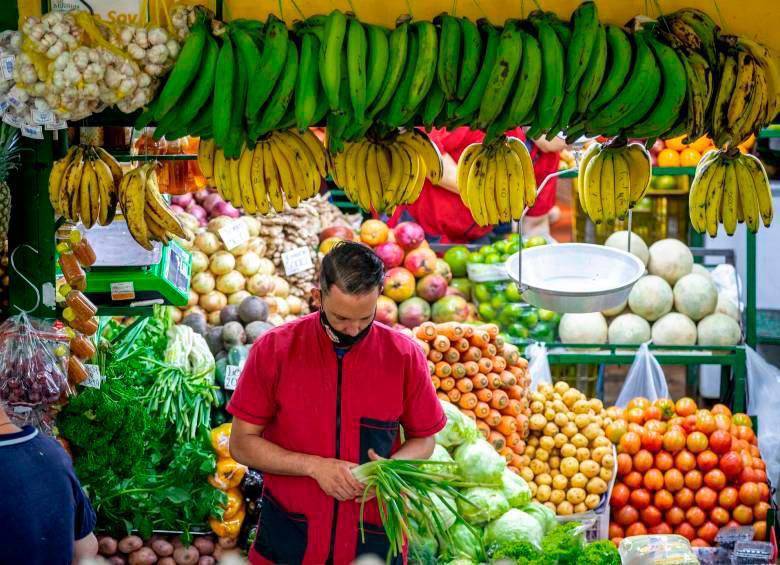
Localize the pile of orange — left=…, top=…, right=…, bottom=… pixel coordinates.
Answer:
left=656, top=134, right=757, bottom=168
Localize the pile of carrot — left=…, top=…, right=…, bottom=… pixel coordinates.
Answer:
left=406, top=321, right=531, bottom=474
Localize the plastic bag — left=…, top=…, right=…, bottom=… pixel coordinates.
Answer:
left=615, top=342, right=669, bottom=408
left=746, top=346, right=780, bottom=486
left=618, top=535, right=698, bottom=565
left=526, top=342, right=552, bottom=390
left=0, top=313, right=70, bottom=409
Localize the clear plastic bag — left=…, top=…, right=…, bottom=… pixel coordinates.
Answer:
left=618, top=534, right=698, bottom=564
left=526, top=342, right=552, bottom=390
left=0, top=313, right=70, bottom=409
left=745, top=346, right=780, bottom=489
left=615, top=342, right=669, bottom=408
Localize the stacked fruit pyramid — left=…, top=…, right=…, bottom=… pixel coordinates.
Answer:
left=134, top=3, right=777, bottom=232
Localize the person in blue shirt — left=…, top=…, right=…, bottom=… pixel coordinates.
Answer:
left=0, top=404, right=98, bottom=565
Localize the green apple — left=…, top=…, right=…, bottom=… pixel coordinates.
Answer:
left=490, top=293, right=507, bottom=311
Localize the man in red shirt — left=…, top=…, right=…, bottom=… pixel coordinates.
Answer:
left=389, top=127, right=565, bottom=243
left=228, top=241, right=446, bottom=565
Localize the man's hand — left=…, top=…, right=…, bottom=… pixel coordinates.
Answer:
left=310, top=458, right=366, bottom=501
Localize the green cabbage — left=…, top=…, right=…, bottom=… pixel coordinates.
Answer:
left=435, top=401, right=478, bottom=448
left=441, top=521, right=484, bottom=563
left=408, top=533, right=438, bottom=565
left=501, top=469, right=532, bottom=508
left=484, top=508, right=545, bottom=551
left=431, top=492, right=457, bottom=530
left=457, top=487, right=509, bottom=524
left=521, top=501, right=557, bottom=535
left=453, top=438, right=506, bottom=484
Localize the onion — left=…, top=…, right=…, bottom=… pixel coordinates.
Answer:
left=209, top=251, right=236, bottom=275
left=190, top=250, right=209, bottom=274
left=257, top=258, right=276, bottom=276
left=170, top=204, right=185, bottom=214
left=207, top=310, right=222, bottom=325
left=202, top=193, right=224, bottom=213
left=172, top=193, right=194, bottom=208
left=186, top=204, right=207, bottom=222
left=207, top=216, right=234, bottom=235
left=228, top=290, right=251, bottom=305
left=236, top=252, right=262, bottom=276
left=240, top=216, right=261, bottom=237
left=191, top=271, right=216, bottom=294
left=187, top=289, right=199, bottom=307
left=247, top=274, right=275, bottom=297
left=214, top=201, right=240, bottom=218
left=177, top=212, right=200, bottom=232
left=194, top=189, right=211, bottom=202
left=286, top=295, right=303, bottom=315
left=194, top=232, right=221, bottom=255
left=183, top=305, right=206, bottom=318
left=199, top=290, right=227, bottom=313
left=272, top=277, right=290, bottom=298
left=216, top=270, right=246, bottom=294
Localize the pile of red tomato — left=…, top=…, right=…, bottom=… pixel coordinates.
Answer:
left=608, top=397, right=769, bottom=547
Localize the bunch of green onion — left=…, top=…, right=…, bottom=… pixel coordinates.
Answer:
left=351, top=459, right=483, bottom=563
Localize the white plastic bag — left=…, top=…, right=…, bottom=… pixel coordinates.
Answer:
left=615, top=342, right=669, bottom=408
left=526, top=342, right=552, bottom=390
left=746, top=346, right=780, bottom=487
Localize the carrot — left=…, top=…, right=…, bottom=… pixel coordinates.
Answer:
left=486, top=372, right=502, bottom=389
left=507, top=384, right=526, bottom=401
left=496, top=415, right=517, bottom=436
left=515, top=414, right=529, bottom=436
left=470, top=331, right=490, bottom=348
left=481, top=343, right=497, bottom=357
left=430, top=375, right=441, bottom=390
left=481, top=323, right=500, bottom=338
left=501, top=399, right=523, bottom=417
left=428, top=349, right=443, bottom=363
left=477, top=357, right=493, bottom=374
left=486, top=409, right=502, bottom=427
left=414, top=322, right=437, bottom=341
left=456, top=377, right=473, bottom=393
left=510, top=453, right=524, bottom=469
left=460, top=408, right=476, bottom=420
left=453, top=338, right=470, bottom=352
left=463, top=346, right=482, bottom=362
left=476, top=388, right=493, bottom=403
left=494, top=335, right=505, bottom=349
left=436, top=391, right=450, bottom=403
left=506, top=432, right=522, bottom=449
left=459, top=392, right=478, bottom=411
left=501, top=370, right=517, bottom=388
left=502, top=345, right=520, bottom=365
left=414, top=339, right=431, bottom=356
left=436, top=322, right=465, bottom=340
left=508, top=365, right=525, bottom=379
left=475, top=419, right=490, bottom=438
left=433, top=335, right=451, bottom=352
left=462, top=325, right=474, bottom=338
left=444, top=348, right=460, bottom=364
left=464, top=361, right=480, bottom=376
left=474, top=401, right=491, bottom=419
left=499, top=446, right=514, bottom=463
left=435, top=361, right=452, bottom=378
left=471, top=373, right=489, bottom=390
left=488, top=431, right=506, bottom=451
left=490, top=390, right=509, bottom=410
left=451, top=362, right=467, bottom=379
left=439, top=376, right=455, bottom=391
left=492, top=356, right=507, bottom=372
left=447, top=388, right=461, bottom=403
left=427, top=360, right=436, bottom=376
left=515, top=357, right=529, bottom=369
left=511, top=439, right=526, bottom=455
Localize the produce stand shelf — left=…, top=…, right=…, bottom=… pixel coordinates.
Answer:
left=757, top=310, right=780, bottom=346
left=558, top=166, right=697, bottom=179
left=112, top=154, right=198, bottom=162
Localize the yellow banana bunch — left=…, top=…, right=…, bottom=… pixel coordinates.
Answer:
left=689, top=148, right=773, bottom=236
left=49, top=145, right=121, bottom=227
left=456, top=136, right=536, bottom=226
left=118, top=163, right=186, bottom=250
left=578, top=141, right=651, bottom=224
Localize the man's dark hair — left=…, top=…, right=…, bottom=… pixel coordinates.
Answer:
left=320, top=241, right=385, bottom=295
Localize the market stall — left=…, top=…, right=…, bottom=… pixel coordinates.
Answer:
left=0, top=0, right=778, bottom=563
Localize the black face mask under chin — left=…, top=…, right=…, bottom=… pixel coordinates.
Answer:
left=319, top=310, right=374, bottom=347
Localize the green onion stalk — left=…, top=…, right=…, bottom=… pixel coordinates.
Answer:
left=351, top=460, right=487, bottom=564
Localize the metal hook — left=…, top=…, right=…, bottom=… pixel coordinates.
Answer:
left=9, top=244, right=41, bottom=314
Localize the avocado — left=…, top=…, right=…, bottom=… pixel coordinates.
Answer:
left=238, top=296, right=269, bottom=324
left=205, top=325, right=224, bottom=355
left=220, top=304, right=241, bottom=325
left=222, top=321, right=247, bottom=347
left=181, top=313, right=208, bottom=336
left=245, top=321, right=273, bottom=343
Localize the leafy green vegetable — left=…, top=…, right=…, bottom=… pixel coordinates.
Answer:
left=453, top=438, right=506, bottom=484
left=456, top=487, right=509, bottom=524
left=484, top=508, right=545, bottom=551
left=408, top=533, right=438, bottom=565
left=501, top=469, right=532, bottom=508
left=489, top=539, right=542, bottom=562
left=540, top=522, right=586, bottom=565
left=522, top=501, right=558, bottom=535
left=441, top=521, right=484, bottom=563
left=435, top=400, right=478, bottom=448
left=576, top=540, right=621, bottom=565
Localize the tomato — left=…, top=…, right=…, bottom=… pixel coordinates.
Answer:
left=625, top=523, right=647, bottom=537
left=626, top=407, right=645, bottom=425
left=619, top=431, right=642, bottom=455
left=732, top=413, right=752, bottom=428
left=610, top=483, right=630, bottom=508
left=653, top=398, right=676, bottom=420
left=624, top=471, right=643, bottom=489
left=675, top=397, right=698, bottom=417
left=691, top=538, right=709, bottom=548
left=665, top=506, right=685, bottom=526
left=644, top=405, right=662, bottom=422
left=687, top=431, right=709, bottom=453
left=695, top=487, right=718, bottom=511
left=655, top=452, right=674, bottom=472
left=675, top=488, right=694, bottom=510
left=617, top=453, right=633, bottom=477
left=648, top=523, right=673, bottom=535
left=714, top=414, right=732, bottom=432
left=675, top=450, right=697, bottom=472
left=704, top=469, right=727, bottom=491
left=698, top=521, right=719, bottom=544
left=643, top=469, right=665, bottom=491
left=696, top=450, right=719, bottom=472
left=627, top=397, right=650, bottom=412
left=696, top=411, right=717, bottom=435
left=645, top=419, right=668, bottom=435
left=654, top=489, right=674, bottom=511
left=663, top=429, right=686, bottom=453
left=736, top=425, right=756, bottom=444
left=686, top=507, right=706, bottom=527
left=668, top=417, right=684, bottom=429
left=633, top=450, right=654, bottom=473
left=720, top=451, right=744, bottom=480
left=685, top=470, right=703, bottom=490
left=758, top=482, right=770, bottom=502
left=708, top=430, right=732, bottom=455
left=606, top=406, right=623, bottom=420
left=754, top=468, right=767, bottom=484
left=675, top=522, right=696, bottom=541
left=682, top=415, right=698, bottom=434
left=615, top=505, right=639, bottom=527
left=733, top=504, right=754, bottom=525
left=719, top=487, right=739, bottom=510
left=740, top=467, right=759, bottom=484
left=754, top=501, right=770, bottom=521
left=711, top=404, right=732, bottom=418
left=754, top=521, right=767, bottom=541
left=630, top=488, right=651, bottom=510
left=710, top=507, right=730, bottom=526
left=739, top=482, right=761, bottom=506
left=664, top=468, right=685, bottom=492
left=641, top=430, right=663, bottom=454
left=606, top=420, right=628, bottom=444
left=628, top=422, right=645, bottom=435
left=726, top=520, right=740, bottom=528
left=640, top=505, right=663, bottom=527
left=608, top=523, right=624, bottom=540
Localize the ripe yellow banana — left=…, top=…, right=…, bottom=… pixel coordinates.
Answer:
left=721, top=158, right=738, bottom=235
left=145, top=166, right=186, bottom=238
left=503, top=145, right=525, bottom=221
left=704, top=162, right=727, bottom=237
left=583, top=152, right=605, bottom=224
left=278, top=131, right=318, bottom=198
left=250, top=143, right=271, bottom=215
left=612, top=151, right=631, bottom=220
left=262, top=142, right=285, bottom=213
left=213, top=149, right=231, bottom=201
left=624, top=144, right=652, bottom=206
left=238, top=144, right=258, bottom=214
left=494, top=148, right=511, bottom=223
left=689, top=155, right=720, bottom=233
left=365, top=143, right=384, bottom=212
left=227, top=157, right=242, bottom=209
left=735, top=158, right=760, bottom=233
left=375, top=144, right=392, bottom=197
left=577, top=143, right=601, bottom=218
left=742, top=153, right=774, bottom=227
left=298, top=128, right=328, bottom=178
left=466, top=152, right=489, bottom=226
left=78, top=157, right=97, bottom=228
left=399, top=129, right=443, bottom=184
left=600, top=152, right=616, bottom=223
left=61, top=149, right=87, bottom=222
left=93, top=146, right=123, bottom=187
left=482, top=155, right=499, bottom=225
left=507, top=137, right=536, bottom=207
left=385, top=142, right=405, bottom=208
left=91, top=151, right=117, bottom=226
left=268, top=137, right=301, bottom=208
left=457, top=143, right=481, bottom=206
left=122, top=165, right=151, bottom=250
left=49, top=146, right=79, bottom=215
left=197, top=138, right=216, bottom=181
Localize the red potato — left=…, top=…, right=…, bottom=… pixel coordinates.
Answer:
left=173, top=545, right=200, bottom=565
left=198, top=558, right=215, bottom=565
left=158, top=559, right=176, bottom=565
left=128, top=547, right=158, bottom=565
left=192, top=537, right=215, bottom=556
left=151, top=539, right=174, bottom=557
left=217, top=537, right=237, bottom=549
left=108, top=557, right=127, bottom=565
left=98, top=536, right=118, bottom=556
left=118, top=535, right=144, bottom=554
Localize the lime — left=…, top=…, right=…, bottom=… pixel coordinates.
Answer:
left=490, top=293, right=507, bottom=311
left=507, top=323, right=530, bottom=339
left=504, top=282, right=523, bottom=302
left=473, top=283, right=491, bottom=303
left=525, top=235, right=548, bottom=248
left=484, top=253, right=503, bottom=264
left=499, top=302, right=526, bottom=326
left=538, top=308, right=557, bottom=322
left=507, top=233, right=521, bottom=243
left=443, top=245, right=471, bottom=277
left=470, top=252, right=484, bottom=264
left=478, top=302, right=496, bottom=321
left=530, top=321, right=554, bottom=342
left=507, top=241, right=520, bottom=254
left=520, top=309, right=539, bottom=328
left=479, top=244, right=494, bottom=256
left=493, top=240, right=509, bottom=254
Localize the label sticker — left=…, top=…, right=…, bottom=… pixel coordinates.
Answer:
left=224, top=365, right=241, bottom=391
left=1, top=55, right=14, bottom=80
left=110, top=281, right=135, bottom=301
left=82, top=364, right=102, bottom=389
left=282, top=246, right=314, bottom=276
left=45, top=119, right=68, bottom=131
left=21, top=124, right=43, bottom=139
left=218, top=220, right=250, bottom=251
left=31, top=108, right=55, bottom=125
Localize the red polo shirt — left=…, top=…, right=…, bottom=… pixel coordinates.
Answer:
left=388, top=127, right=561, bottom=243
left=228, top=313, right=446, bottom=565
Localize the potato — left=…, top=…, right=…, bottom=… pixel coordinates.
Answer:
left=520, top=467, right=534, bottom=483
left=535, top=448, right=549, bottom=462
left=574, top=414, right=590, bottom=429
left=159, top=559, right=176, bottom=565
left=543, top=422, right=559, bottom=437
left=554, top=381, right=570, bottom=395
left=557, top=501, right=574, bottom=515
left=560, top=444, right=576, bottom=458
left=580, top=460, right=600, bottom=479
left=576, top=447, right=591, bottom=462
left=587, top=477, right=608, bottom=495
left=128, top=547, right=158, bottom=565
left=585, top=494, right=601, bottom=509
left=529, top=459, right=546, bottom=476
left=562, top=389, right=581, bottom=407
left=192, top=537, right=215, bottom=556
left=98, top=536, right=118, bottom=556
left=535, top=484, right=551, bottom=502
left=552, top=474, right=568, bottom=490
left=529, top=414, right=546, bottom=430
left=590, top=446, right=610, bottom=464
left=118, top=536, right=144, bottom=554
left=549, top=456, right=560, bottom=470
left=544, top=501, right=557, bottom=513
left=601, top=454, right=615, bottom=469
left=539, top=436, right=555, bottom=452
left=562, top=423, right=578, bottom=438
left=528, top=482, right=538, bottom=497
left=560, top=457, right=579, bottom=478
left=151, top=539, right=174, bottom=557
left=536, top=473, right=552, bottom=486
left=109, top=557, right=127, bottom=565
left=567, top=487, right=586, bottom=505
left=554, top=433, right=568, bottom=448
left=599, top=467, right=613, bottom=482
left=525, top=445, right=537, bottom=459
left=574, top=503, right=588, bottom=514
left=593, top=436, right=612, bottom=448
left=544, top=407, right=556, bottom=421
left=198, top=557, right=216, bottom=565
left=570, top=472, right=588, bottom=489
left=173, top=545, right=200, bottom=565
left=217, top=537, right=237, bottom=549
left=553, top=413, right=569, bottom=427
left=550, top=489, right=566, bottom=505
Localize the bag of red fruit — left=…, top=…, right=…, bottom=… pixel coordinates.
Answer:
left=0, top=313, right=70, bottom=411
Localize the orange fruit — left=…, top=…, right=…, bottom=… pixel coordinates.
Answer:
left=739, top=134, right=756, bottom=152
left=680, top=148, right=702, bottom=167
left=657, top=149, right=681, bottom=167
left=689, top=137, right=713, bottom=153
left=664, top=136, right=689, bottom=152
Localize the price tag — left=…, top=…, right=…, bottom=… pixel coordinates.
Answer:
left=224, top=365, right=241, bottom=391
left=110, top=281, right=135, bottom=301
left=218, top=220, right=250, bottom=251
left=31, top=108, right=54, bottom=125
left=0, top=99, right=8, bottom=114
left=82, top=364, right=102, bottom=389
left=7, top=94, right=25, bottom=112
left=45, top=119, right=68, bottom=131
left=21, top=124, right=43, bottom=140
left=2, top=112, right=21, bottom=128
left=282, top=246, right=314, bottom=276
left=1, top=55, right=14, bottom=80
left=13, top=405, right=32, bottom=415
